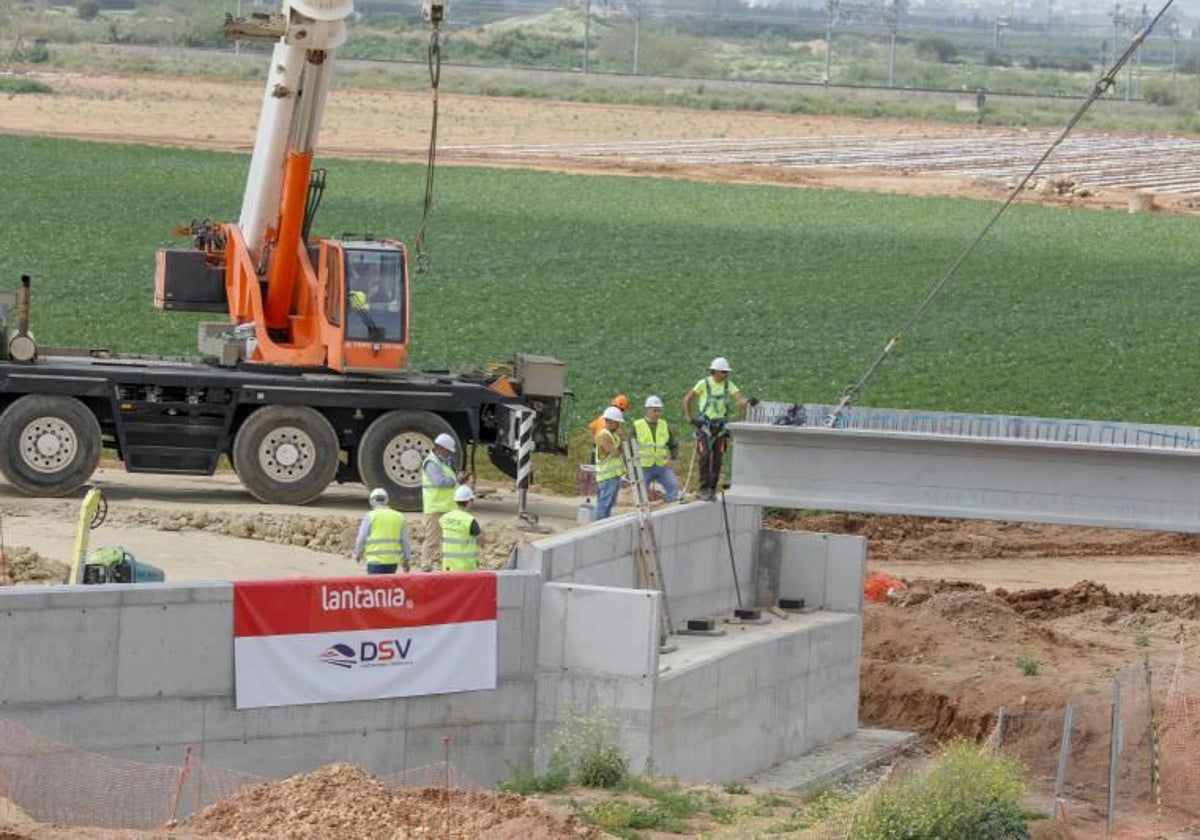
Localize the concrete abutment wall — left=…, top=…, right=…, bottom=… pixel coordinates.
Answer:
left=0, top=502, right=866, bottom=790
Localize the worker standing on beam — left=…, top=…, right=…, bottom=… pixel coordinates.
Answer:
left=420, top=433, right=459, bottom=570
left=634, top=395, right=680, bottom=503
left=683, top=357, right=756, bottom=501
left=594, top=406, right=625, bottom=520
left=589, top=394, right=630, bottom=442
left=441, top=485, right=487, bottom=571
left=352, top=487, right=411, bottom=574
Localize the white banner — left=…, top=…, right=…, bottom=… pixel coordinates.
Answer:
left=233, top=574, right=498, bottom=710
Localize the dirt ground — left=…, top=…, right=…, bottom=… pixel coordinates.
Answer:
left=3, top=69, right=1197, bottom=214
left=3, top=70, right=1200, bottom=836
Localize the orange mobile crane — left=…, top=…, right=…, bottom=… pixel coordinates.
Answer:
left=0, top=0, right=565, bottom=509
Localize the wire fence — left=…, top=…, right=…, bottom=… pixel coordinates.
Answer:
left=0, top=717, right=482, bottom=831
left=799, top=653, right=1200, bottom=838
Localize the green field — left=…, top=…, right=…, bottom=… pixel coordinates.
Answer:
left=2, top=134, right=1198, bottom=432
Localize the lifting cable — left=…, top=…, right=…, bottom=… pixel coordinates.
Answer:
left=824, top=0, right=1175, bottom=428
left=412, top=16, right=443, bottom=277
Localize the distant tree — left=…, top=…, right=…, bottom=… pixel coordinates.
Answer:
left=76, top=0, right=101, bottom=21
left=913, top=35, right=957, bottom=63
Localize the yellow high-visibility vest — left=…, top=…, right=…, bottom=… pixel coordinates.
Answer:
left=421, top=452, right=456, bottom=513
left=365, top=508, right=406, bottom=566
left=440, top=508, right=479, bottom=571
left=594, top=428, right=624, bottom=482
left=633, top=418, right=670, bottom=468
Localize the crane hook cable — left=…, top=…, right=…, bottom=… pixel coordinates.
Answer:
left=824, top=0, right=1174, bottom=428
left=412, top=20, right=443, bottom=276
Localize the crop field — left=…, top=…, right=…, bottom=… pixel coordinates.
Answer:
left=2, top=133, right=1198, bottom=430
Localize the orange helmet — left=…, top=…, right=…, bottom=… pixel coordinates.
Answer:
left=612, top=394, right=630, bottom=412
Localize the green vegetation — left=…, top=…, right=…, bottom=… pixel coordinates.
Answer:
left=501, top=711, right=627, bottom=794
left=3, top=134, right=1198, bottom=440
left=0, top=76, right=51, bottom=94
left=834, top=740, right=1029, bottom=839
left=1016, top=654, right=1041, bottom=677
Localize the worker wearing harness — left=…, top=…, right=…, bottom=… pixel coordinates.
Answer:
left=594, top=406, right=625, bottom=520
left=440, top=485, right=487, bottom=571
left=421, top=433, right=459, bottom=570
left=352, top=487, right=411, bottom=573
left=633, top=395, right=679, bottom=503
left=683, top=357, right=756, bottom=501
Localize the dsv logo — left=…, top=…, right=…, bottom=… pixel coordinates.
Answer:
left=318, top=638, right=413, bottom=669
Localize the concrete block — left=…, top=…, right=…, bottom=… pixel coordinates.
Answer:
left=558, top=585, right=657, bottom=678
left=187, top=582, right=235, bottom=603
left=716, top=648, right=765, bottom=706
left=41, top=587, right=124, bottom=608
left=115, top=603, right=232, bottom=698
left=200, top=694, right=404, bottom=743
left=548, top=542, right=576, bottom=581
left=570, top=557, right=634, bottom=589
left=537, top=584, right=568, bottom=670
left=498, top=611, right=523, bottom=678
left=826, top=535, right=867, bottom=613
left=404, top=680, right=533, bottom=728
left=119, top=583, right=207, bottom=606
left=0, top=607, right=121, bottom=703
left=2, top=698, right=207, bottom=754
left=779, top=532, right=830, bottom=609
left=497, top=572, right=535, bottom=609
left=0, top=588, right=52, bottom=611
left=520, top=599, right=539, bottom=678
left=515, top=543, right=546, bottom=577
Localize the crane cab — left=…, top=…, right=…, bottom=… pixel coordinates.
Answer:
left=320, top=239, right=409, bottom=373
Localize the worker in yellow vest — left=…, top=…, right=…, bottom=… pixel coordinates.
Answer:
left=589, top=394, right=630, bottom=442
left=441, top=485, right=486, bottom=571
left=633, top=395, right=680, bottom=502
left=683, top=357, right=757, bottom=501
left=421, top=432, right=459, bottom=571
left=594, top=406, right=625, bottom=520
left=352, top=487, right=410, bottom=574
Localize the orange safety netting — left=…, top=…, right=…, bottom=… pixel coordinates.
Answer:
left=864, top=572, right=906, bottom=604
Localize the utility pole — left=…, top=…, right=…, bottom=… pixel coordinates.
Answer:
left=632, top=3, right=640, bottom=75
left=582, top=0, right=590, bottom=74
left=824, top=0, right=835, bottom=85
left=885, top=0, right=898, bottom=88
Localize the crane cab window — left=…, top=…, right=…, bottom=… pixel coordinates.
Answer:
left=345, top=249, right=405, bottom=343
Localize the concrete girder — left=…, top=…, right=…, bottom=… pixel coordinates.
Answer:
left=728, top=420, right=1200, bottom=533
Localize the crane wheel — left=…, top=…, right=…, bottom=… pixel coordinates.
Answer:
left=0, top=395, right=102, bottom=496
left=357, top=410, right=460, bottom=512
left=232, top=405, right=339, bottom=505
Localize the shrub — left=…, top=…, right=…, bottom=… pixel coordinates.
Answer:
left=1016, top=654, right=1040, bottom=676
left=1143, top=79, right=1179, bottom=107
left=499, top=748, right=571, bottom=795
left=848, top=740, right=1029, bottom=839
left=984, top=48, right=1012, bottom=67
left=76, top=0, right=101, bottom=21
left=913, top=36, right=958, bottom=63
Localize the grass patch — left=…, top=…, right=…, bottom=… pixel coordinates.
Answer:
left=1016, top=653, right=1041, bottom=677
left=830, top=740, right=1029, bottom=838
left=0, top=77, right=52, bottom=95
left=2, top=134, right=1198, bottom=441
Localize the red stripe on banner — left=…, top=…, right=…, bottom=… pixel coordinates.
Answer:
left=234, top=572, right=497, bottom=637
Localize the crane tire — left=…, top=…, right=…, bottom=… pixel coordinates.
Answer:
left=357, top=410, right=459, bottom=512
left=0, top=394, right=102, bottom=496
left=232, top=405, right=339, bottom=505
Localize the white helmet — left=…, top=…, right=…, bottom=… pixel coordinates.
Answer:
left=434, top=433, right=457, bottom=452
left=709, top=357, right=732, bottom=372
left=369, top=487, right=389, bottom=507
left=645, top=395, right=664, bottom=409
left=454, top=485, right=474, bottom=503
left=602, top=406, right=624, bottom=423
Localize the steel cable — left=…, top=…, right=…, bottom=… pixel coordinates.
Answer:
left=825, top=0, right=1175, bottom=427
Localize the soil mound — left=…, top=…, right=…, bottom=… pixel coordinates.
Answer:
left=785, top=513, right=1200, bottom=560
left=0, top=546, right=67, bottom=585
left=185, top=763, right=599, bottom=839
